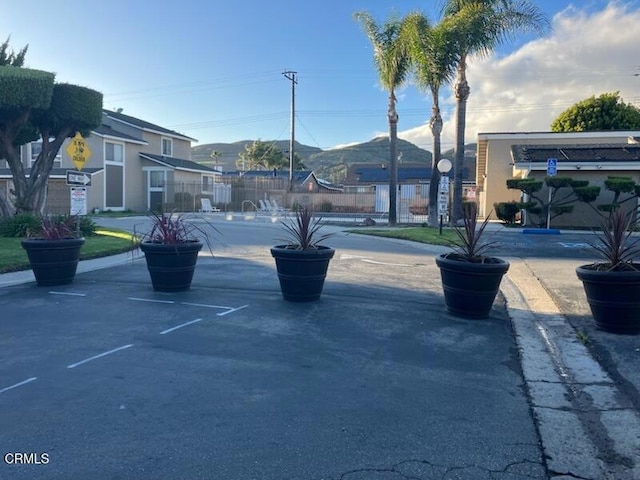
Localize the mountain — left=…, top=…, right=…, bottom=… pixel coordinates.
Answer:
left=191, top=140, right=322, bottom=169
left=191, top=137, right=476, bottom=183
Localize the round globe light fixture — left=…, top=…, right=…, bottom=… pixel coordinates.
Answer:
left=437, top=159, right=452, bottom=174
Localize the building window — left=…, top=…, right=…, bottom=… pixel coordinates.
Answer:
left=161, top=138, right=173, bottom=157
left=30, top=140, right=61, bottom=167
left=202, top=175, right=214, bottom=192
left=149, top=170, right=165, bottom=188
left=105, top=142, right=124, bottom=163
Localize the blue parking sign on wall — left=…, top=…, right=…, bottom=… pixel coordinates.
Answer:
left=546, top=158, right=558, bottom=176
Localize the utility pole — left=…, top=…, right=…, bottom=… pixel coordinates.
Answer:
left=283, top=70, right=297, bottom=192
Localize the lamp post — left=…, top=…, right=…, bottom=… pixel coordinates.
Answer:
left=437, top=159, right=452, bottom=235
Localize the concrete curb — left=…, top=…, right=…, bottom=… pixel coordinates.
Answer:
left=504, top=259, right=640, bottom=479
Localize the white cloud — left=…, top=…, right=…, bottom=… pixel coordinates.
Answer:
left=399, top=2, right=640, bottom=151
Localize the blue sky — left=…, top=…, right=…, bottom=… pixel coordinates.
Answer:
left=1, top=1, right=639, bottom=153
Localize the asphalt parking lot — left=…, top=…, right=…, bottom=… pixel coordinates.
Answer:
left=0, top=226, right=546, bottom=480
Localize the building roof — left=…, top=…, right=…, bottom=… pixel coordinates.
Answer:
left=93, top=124, right=148, bottom=144
left=511, top=143, right=640, bottom=164
left=140, top=153, right=219, bottom=174
left=104, top=109, right=197, bottom=142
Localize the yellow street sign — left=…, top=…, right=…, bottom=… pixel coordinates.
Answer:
left=65, top=132, right=92, bottom=171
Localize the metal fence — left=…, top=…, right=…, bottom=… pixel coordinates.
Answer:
left=166, top=179, right=430, bottom=224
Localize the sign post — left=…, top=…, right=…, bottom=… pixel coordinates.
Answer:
left=70, top=187, right=87, bottom=216
left=65, top=132, right=92, bottom=216
left=546, top=158, right=558, bottom=229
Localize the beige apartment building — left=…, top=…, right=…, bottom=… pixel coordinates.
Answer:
left=475, top=131, right=640, bottom=227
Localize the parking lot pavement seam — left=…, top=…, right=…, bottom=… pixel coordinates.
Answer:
left=503, top=259, right=640, bottom=479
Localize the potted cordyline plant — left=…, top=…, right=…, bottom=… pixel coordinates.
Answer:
left=21, top=215, right=86, bottom=286
left=270, top=205, right=335, bottom=302
left=576, top=208, right=640, bottom=334
left=435, top=203, right=509, bottom=318
left=137, top=211, right=217, bottom=292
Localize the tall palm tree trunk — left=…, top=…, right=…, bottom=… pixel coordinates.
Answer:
left=388, top=92, right=399, bottom=226
left=428, top=89, right=443, bottom=227
left=452, top=54, right=470, bottom=223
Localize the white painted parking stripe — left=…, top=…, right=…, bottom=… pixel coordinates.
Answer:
left=160, top=318, right=203, bottom=335
left=0, top=377, right=37, bottom=395
left=49, top=291, right=86, bottom=297
left=217, top=304, right=249, bottom=316
left=128, top=297, right=175, bottom=304
left=67, top=344, right=134, bottom=369
left=180, top=302, right=233, bottom=309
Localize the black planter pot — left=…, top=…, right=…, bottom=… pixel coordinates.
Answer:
left=270, top=245, right=335, bottom=302
left=576, top=264, right=640, bottom=334
left=140, top=241, right=203, bottom=292
left=435, top=253, right=510, bottom=319
left=21, top=237, right=85, bottom=286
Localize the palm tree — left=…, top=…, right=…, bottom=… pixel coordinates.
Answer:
left=404, top=13, right=458, bottom=227
left=354, top=11, right=412, bottom=226
left=442, top=0, right=548, bottom=222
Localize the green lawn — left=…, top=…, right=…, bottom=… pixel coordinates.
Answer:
left=348, top=226, right=458, bottom=246
left=0, top=228, right=137, bottom=274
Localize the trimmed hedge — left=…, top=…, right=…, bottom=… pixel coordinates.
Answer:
left=0, top=66, right=54, bottom=109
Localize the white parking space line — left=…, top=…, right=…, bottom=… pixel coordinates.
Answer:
left=67, top=344, right=134, bottom=369
left=217, top=304, right=249, bottom=316
left=160, top=318, right=203, bottom=335
left=0, top=377, right=37, bottom=395
left=181, top=302, right=234, bottom=309
left=361, top=259, right=414, bottom=267
left=49, top=291, right=86, bottom=297
left=128, top=297, right=175, bottom=304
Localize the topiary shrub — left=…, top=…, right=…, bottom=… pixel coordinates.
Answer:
left=494, top=202, right=520, bottom=225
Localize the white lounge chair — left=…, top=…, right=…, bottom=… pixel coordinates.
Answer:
left=258, top=200, right=269, bottom=212
left=200, top=198, right=219, bottom=213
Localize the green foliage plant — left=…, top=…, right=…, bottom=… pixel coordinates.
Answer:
left=136, top=211, right=219, bottom=254
left=551, top=92, right=640, bottom=132
left=494, top=201, right=520, bottom=225
left=0, top=213, right=41, bottom=237
left=280, top=205, right=333, bottom=250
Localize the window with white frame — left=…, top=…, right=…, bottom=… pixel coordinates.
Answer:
left=161, top=137, right=173, bottom=156
left=105, top=142, right=124, bottom=163
left=149, top=170, right=166, bottom=188
left=30, top=140, right=61, bottom=167
left=202, top=175, right=214, bottom=192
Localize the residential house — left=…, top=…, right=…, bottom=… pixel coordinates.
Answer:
left=0, top=109, right=222, bottom=214
left=476, top=131, right=640, bottom=226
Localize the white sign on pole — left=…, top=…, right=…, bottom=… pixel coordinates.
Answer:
left=70, top=187, right=87, bottom=216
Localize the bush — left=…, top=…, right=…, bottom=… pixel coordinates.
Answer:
left=494, top=202, right=520, bottom=225
left=0, top=213, right=97, bottom=237
left=174, top=192, right=193, bottom=211
left=0, top=213, right=41, bottom=237
left=319, top=201, right=333, bottom=213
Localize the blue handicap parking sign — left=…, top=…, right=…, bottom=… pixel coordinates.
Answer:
left=547, top=158, right=558, bottom=176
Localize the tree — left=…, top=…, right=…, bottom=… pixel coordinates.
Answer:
left=0, top=66, right=103, bottom=216
left=354, top=11, right=412, bottom=226
left=442, top=0, right=548, bottom=222
left=238, top=140, right=287, bottom=170
left=0, top=36, right=28, bottom=67
left=506, top=176, right=600, bottom=227
left=404, top=13, right=458, bottom=227
left=551, top=92, right=640, bottom=132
